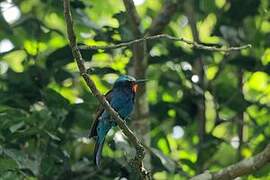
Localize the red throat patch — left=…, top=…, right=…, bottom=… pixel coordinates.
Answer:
left=132, top=84, right=138, bottom=93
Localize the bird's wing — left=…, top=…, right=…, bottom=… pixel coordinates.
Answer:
left=89, top=90, right=113, bottom=138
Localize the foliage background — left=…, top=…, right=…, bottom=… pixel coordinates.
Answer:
left=0, top=0, right=269, bottom=179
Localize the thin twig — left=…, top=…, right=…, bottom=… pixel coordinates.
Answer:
left=79, top=34, right=252, bottom=52
left=63, top=0, right=150, bottom=179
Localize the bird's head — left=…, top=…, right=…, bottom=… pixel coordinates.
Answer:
left=113, top=75, right=147, bottom=93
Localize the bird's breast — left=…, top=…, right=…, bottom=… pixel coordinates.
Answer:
left=110, top=90, right=135, bottom=119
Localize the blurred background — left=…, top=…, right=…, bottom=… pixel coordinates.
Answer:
left=0, top=0, right=269, bottom=179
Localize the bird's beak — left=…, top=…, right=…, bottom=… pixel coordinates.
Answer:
left=132, top=79, right=147, bottom=93
left=135, top=79, right=148, bottom=84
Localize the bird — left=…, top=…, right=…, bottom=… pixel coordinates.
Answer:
left=89, top=75, right=147, bottom=167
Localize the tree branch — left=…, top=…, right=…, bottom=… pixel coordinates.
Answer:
left=191, top=144, right=270, bottom=180
left=122, top=0, right=152, bottom=170
left=122, top=0, right=142, bottom=37
left=237, top=70, right=244, bottom=161
left=79, top=34, right=251, bottom=52
left=63, top=0, right=150, bottom=179
left=145, top=0, right=178, bottom=36
left=185, top=1, right=206, bottom=173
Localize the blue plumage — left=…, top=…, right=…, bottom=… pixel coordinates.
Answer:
left=89, top=75, right=146, bottom=167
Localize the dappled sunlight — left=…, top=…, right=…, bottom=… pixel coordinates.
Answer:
left=134, top=0, right=145, bottom=6
left=0, top=0, right=21, bottom=24
left=0, top=0, right=269, bottom=179
left=0, top=39, right=13, bottom=53
left=172, top=126, right=184, bottom=139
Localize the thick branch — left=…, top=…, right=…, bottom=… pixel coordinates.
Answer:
left=122, top=0, right=152, bottom=170
left=79, top=34, right=251, bottom=52
left=63, top=0, right=149, bottom=179
left=191, top=144, right=270, bottom=180
left=146, top=1, right=178, bottom=36
left=122, top=0, right=142, bottom=37
left=186, top=1, right=206, bottom=173
left=237, top=70, right=244, bottom=161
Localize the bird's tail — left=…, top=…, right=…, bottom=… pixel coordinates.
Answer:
left=93, top=136, right=105, bottom=168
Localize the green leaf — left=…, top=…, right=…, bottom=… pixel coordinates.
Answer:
left=70, top=0, right=87, bottom=9
left=40, top=155, right=56, bottom=177
left=42, top=89, right=69, bottom=109
left=180, top=159, right=196, bottom=171
left=46, top=45, right=97, bottom=68
left=200, top=0, right=217, bottom=12
left=54, top=69, right=73, bottom=84
left=151, top=148, right=175, bottom=172
left=3, top=149, right=39, bottom=176
left=9, top=122, right=25, bottom=133
left=0, top=157, right=18, bottom=172
left=113, top=12, right=134, bottom=41
left=0, top=171, right=22, bottom=180
left=228, top=56, right=260, bottom=71
left=45, top=131, right=61, bottom=141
